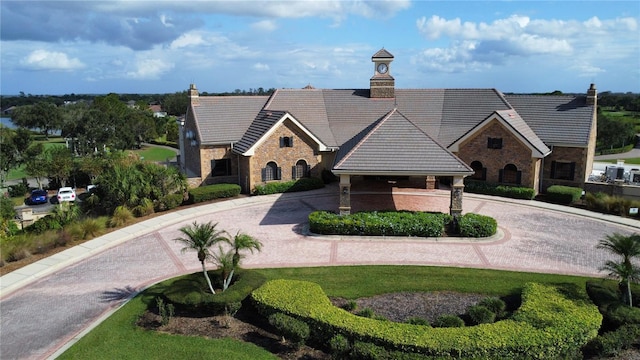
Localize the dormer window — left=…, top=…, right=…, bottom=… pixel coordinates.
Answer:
left=488, top=137, right=503, bottom=149
left=280, top=136, right=293, bottom=148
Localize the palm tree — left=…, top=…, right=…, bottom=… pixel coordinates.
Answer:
left=211, top=245, right=235, bottom=291
left=228, top=231, right=263, bottom=268
left=174, top=221, right=228, bottom=294
left=597, top=233, right=640, bottom=306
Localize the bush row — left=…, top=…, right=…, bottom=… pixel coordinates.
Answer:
left=252, top=177, right=325, bottom=195
left=187, top=183, right=241, bottom=204
left=309, top=210, right=452, bottom=237
left=464, top=179, right=536, bottom=200
left=250, top=280, right=602, bottom=359
left=309, top=211, right=497, bottom=238
left=585, top=192, right=640, bottom=218
left=544, top=185, right=583, bottom=205
left=162, top=269, right=266, bottom=315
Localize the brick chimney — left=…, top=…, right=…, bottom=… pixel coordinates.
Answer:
left=189, top=83, right=199, bottom=106
left=586, top=83, right=597, bottom=106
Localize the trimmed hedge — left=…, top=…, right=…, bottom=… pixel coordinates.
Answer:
left=162, top=269, right=266, bottom=314
left=464, top=179, right=536, bottom=200
left=251, top=280, right=602, bottom=359
left=457, top=213, right=497, bottom=238
left=252, top=177, right=325, bottom=195
left=268, top=312, right=310, bottom=347
left=309, top=210, right=452, bottom=237
left=545, top=185, right=583, bottom=205
left=187, top=183, right=241, bottom=204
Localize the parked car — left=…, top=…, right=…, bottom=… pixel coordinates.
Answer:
left=51, top=187, right=76, bottom=204
left=27, top=189, right=48, bottom=205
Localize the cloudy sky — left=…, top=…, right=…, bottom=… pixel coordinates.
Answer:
left=1, top=1, right=638, bottom=95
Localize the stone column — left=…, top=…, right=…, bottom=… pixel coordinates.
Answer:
left=450, top=176, right=464, bottom=218
left=426, top=175, right=437, bottom=189
left=339, top=174, right=351, bottom=215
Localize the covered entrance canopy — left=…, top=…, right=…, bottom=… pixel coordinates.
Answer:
left=331, top=109, right=474, bottom=217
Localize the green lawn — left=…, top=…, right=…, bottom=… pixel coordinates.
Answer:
left=599, top=158, right=640, bottom=165
left=131, top=146, right=177, bottom=162
left=59, top=265, right=605, bottom=359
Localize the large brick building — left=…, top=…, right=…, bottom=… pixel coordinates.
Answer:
left=179, top=49, right=597, bottom=216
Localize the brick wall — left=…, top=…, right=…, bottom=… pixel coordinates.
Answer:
left=456, top=119, right=537, bottom=188
left=247, top=119, right=321, bottom=191
left=541, top=146, right=589, bottom=191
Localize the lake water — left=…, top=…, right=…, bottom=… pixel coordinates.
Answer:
left=0, top=116, right=16, bottom=129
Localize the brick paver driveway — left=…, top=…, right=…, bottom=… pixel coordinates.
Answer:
left=1, top=185, right=639, bottom=359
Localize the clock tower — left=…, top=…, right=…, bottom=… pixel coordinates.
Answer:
left=370, top=48, right=395, bottom=98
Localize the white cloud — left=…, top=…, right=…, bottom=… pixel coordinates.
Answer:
left=20, top=49, right=84, bottom=71
left=251, top=20, right=277, bottom=32
left=125, top=58, right=174, bottom=79
left=170, top=32, right=206, bottom=49
left=253, top=62, right=270, bottom=71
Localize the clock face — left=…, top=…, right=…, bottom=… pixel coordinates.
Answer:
left=377, top=63, right=388, bottom=74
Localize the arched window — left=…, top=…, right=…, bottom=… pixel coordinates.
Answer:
left=262, top=161, right=281, bottom=181
left=470, top=161, right=486, bottom=181
left=500, top=164, right=521, bottom=184
left=293, top=159, right=310, bottom=179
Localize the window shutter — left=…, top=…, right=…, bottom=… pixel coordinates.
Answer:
left=290, top=137, right=294, bottom=147
left=550, top=161, right=556, bottom=179
left=261, top=168, right=267, bottom=181
left=499, top=169, right=503, bottom=183
left=497, top=138, right=502, bottom=149
left=516, top=171, right=522, bottom=185
left=306, top=165, right=311, bottom=177
left=292, top=166, right=297, bottom=179
left=569, top=162, right=576, bottom=180
left=488, top=138, right=492, bottom=148
left=211, top=159, right=216, bottom=176
left=482, top=168, right=487, bottom=181
left=277, top=167, right=282, bottom=180
left=279, top=137, right=284, bottom=148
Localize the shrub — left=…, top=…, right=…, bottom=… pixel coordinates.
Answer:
left=406, top=317, right=430, bottom=326
left=585, top=192, right=640, bottom=217
left=132, top=198, right=154, bottom=217
left=77, top=218, right=107, bottom=240
left=154, top=193, right=184, bottom=212
left=357, top=307, right=375, bottom=318
left=109, top=206, right=134, bottom=227
left=457, top=213, right=497, bottom=237
left=27, top=215, right=62, bottom=234
left=478, top=297, right=506, bottom=318
left=466, top=305, right=496, bottom=325
left=268, top=312, right=310, bottom=348
left=464, top=179, right=536, bottom=200
left=329, top=334, right=351, bottom=358
left=8, top=181, right=29, bottom=197
left=343, top=300, right=358, bottom=311
left=309, top=210, right=454, bottom=237
left=583, top=324, right=640, bottom=357
left=432, top=314, right=465, bottom=328
left=188, top=183, right=241, bottom=204
left=253, top=177, right=324, bottom=195
left=350, top=341, right=388, bottom=360
left=545, top=185, right=583, bottom=205
left=163, top=269, right=266, bottom=315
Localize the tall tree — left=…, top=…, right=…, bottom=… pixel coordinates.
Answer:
left=23, top=143, right=47, bottom=189
left=174, top=221, right=228, bottom=294
left=228, top=231, right=263, bottom=268
left=46, top=146, right=74, bottom=187
left=597, top=233, right=640, bottom=306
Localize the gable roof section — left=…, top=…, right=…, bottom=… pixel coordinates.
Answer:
left=505, top=95, right=594, bottom=146
left=439, top=89, right=513, bottom=147
left=333, top=108, right=473, bottom=176
left=233, top=110, right=329, bottom=156
left=264, top=89, right=338, bottom=148
left=191, top=96, right=268, bottom=145
left=449, top=110, right=551, bottom=158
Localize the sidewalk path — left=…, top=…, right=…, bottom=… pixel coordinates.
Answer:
left=2, top=186, right=640, bottom=359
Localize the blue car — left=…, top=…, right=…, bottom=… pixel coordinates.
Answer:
left=28, top=189, right=49, bottom=205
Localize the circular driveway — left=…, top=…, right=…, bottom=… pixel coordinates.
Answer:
left=1, top=186, right=639, bottom=359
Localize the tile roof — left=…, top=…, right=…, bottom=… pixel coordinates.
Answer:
left=191, top=96, right=268, bottom=145
left=233, top=110, right=287, bottom=154
left=333, top=108, right=473, bottom=176
left=372, top=48, right=394, bottom=59
left=504, top=95, right=594, bottom=146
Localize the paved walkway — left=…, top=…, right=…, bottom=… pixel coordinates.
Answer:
left=2, top=185, right=640, bottom=359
